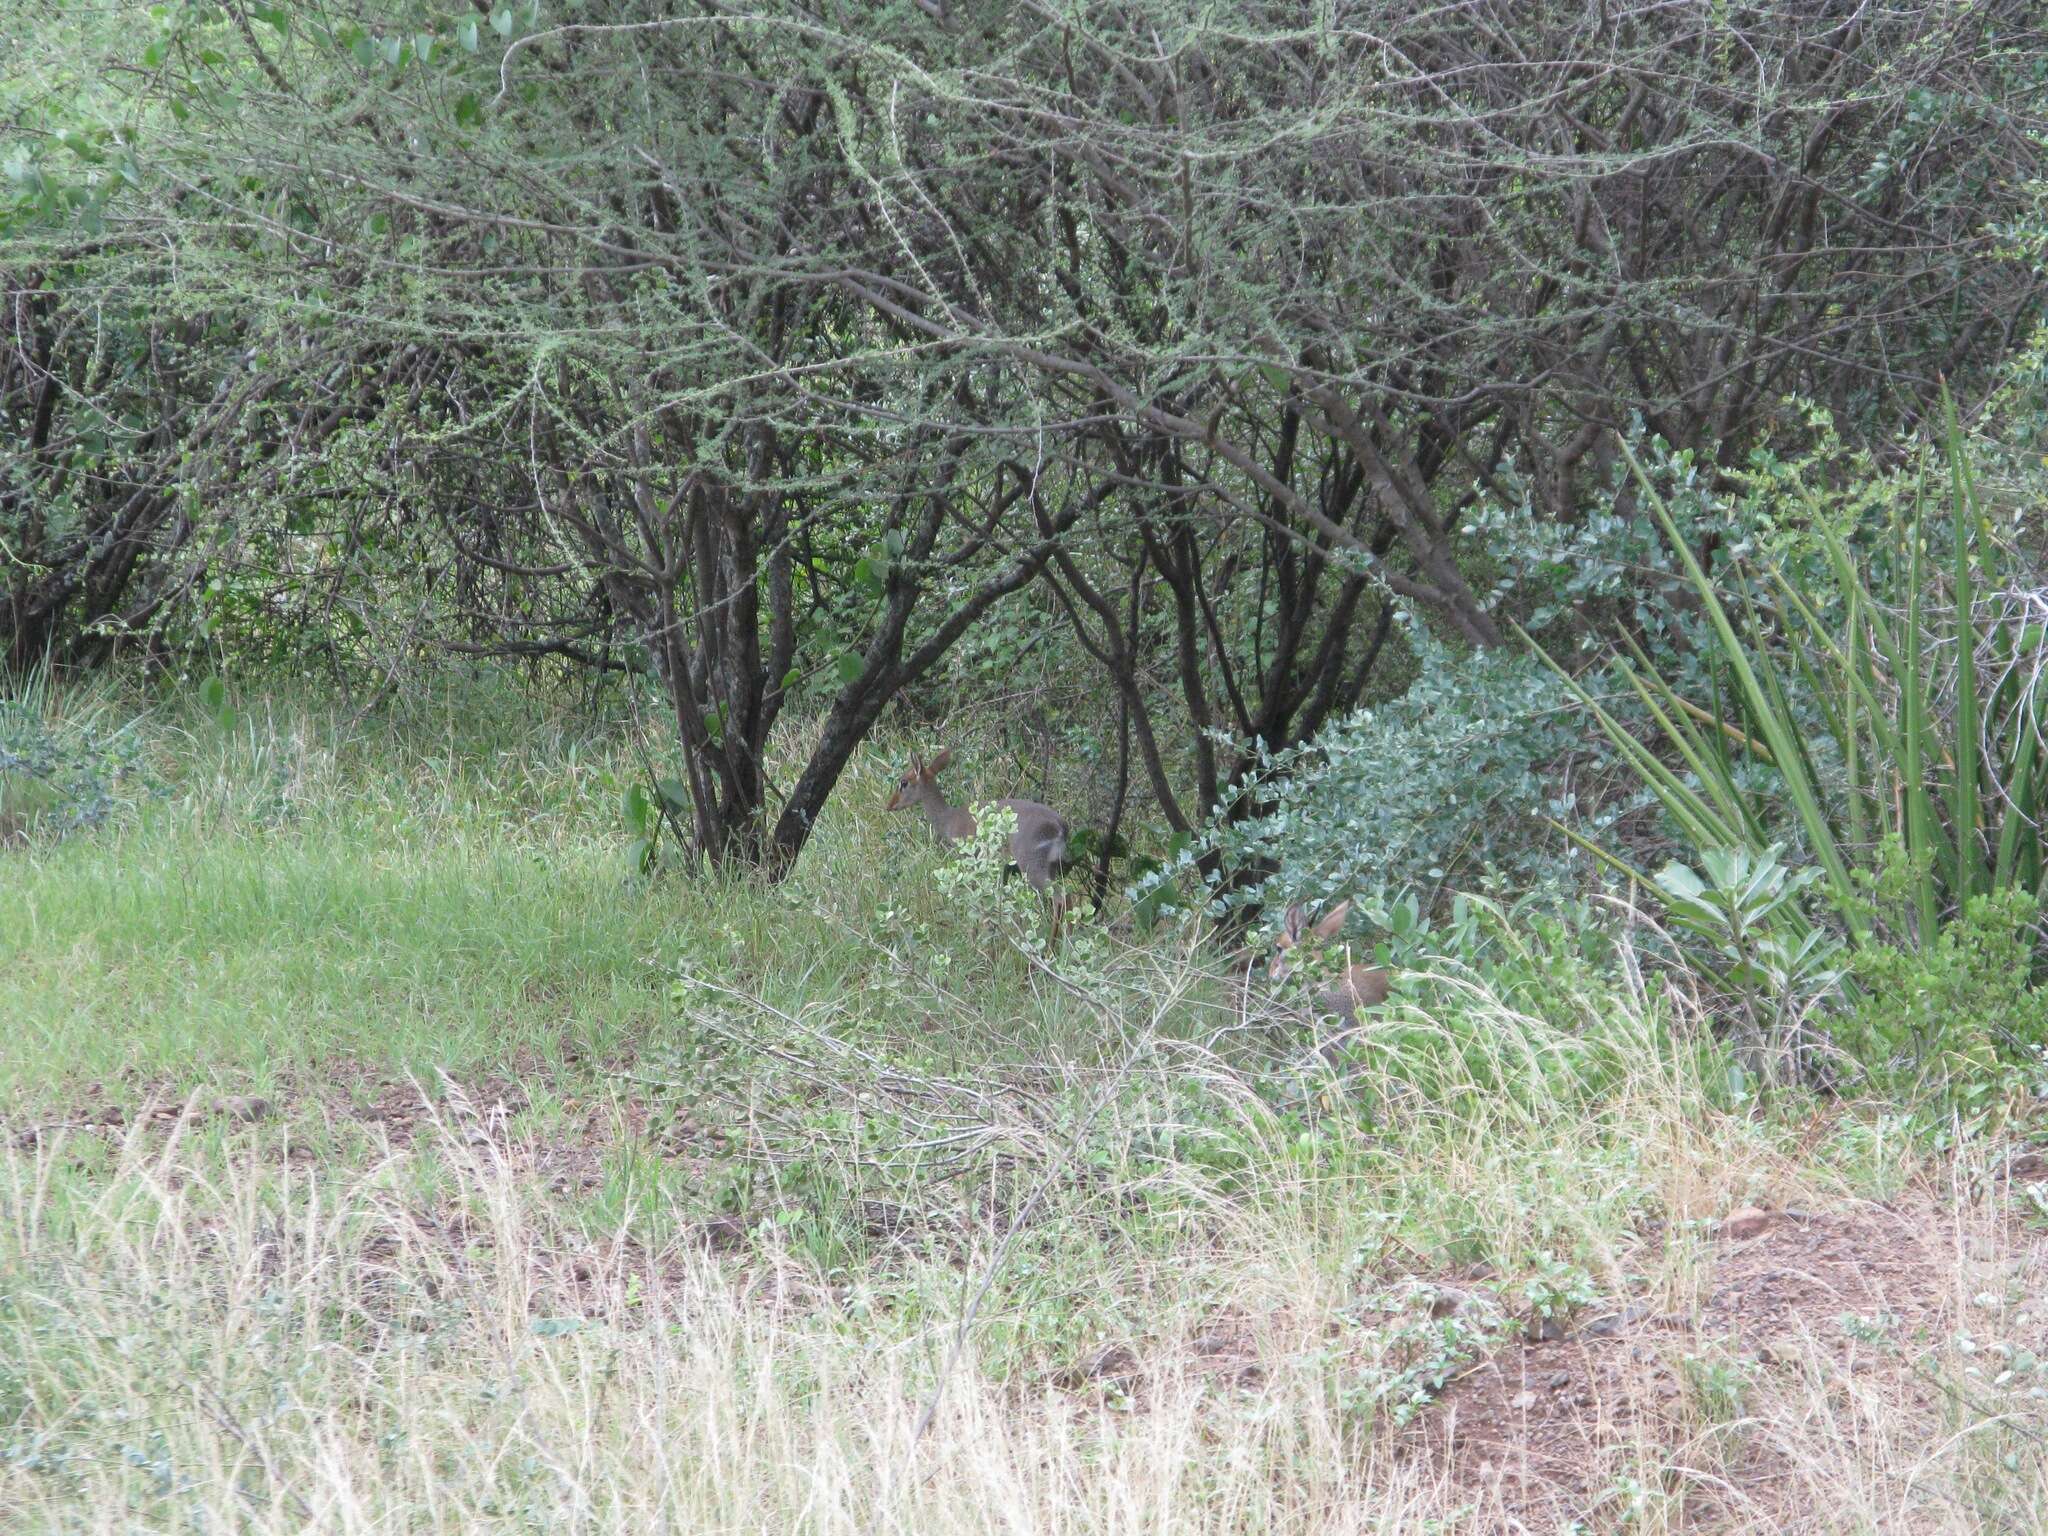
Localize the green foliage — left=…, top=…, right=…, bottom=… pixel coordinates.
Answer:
left=929, top=802, right=1063, bottom=953
left=1837, top=889, right=2048, bottom=1101
left=1334, top=1283, right=1512, bottom=1429
left=1520, top=1252, right=1597, bottom=1326
left=1653, top=846, right=1845, bottom=1063
left=0, top=674, right=150, bottom=839
left=1215, top=616, right=1592, bottom=914
left=1286, top=890, right=1701, bottom=1127
left=1549, top=401, right=2048, bottom=1100
left=1551, top=398, right=2048, bottom=951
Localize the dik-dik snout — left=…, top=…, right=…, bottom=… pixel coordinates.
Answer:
left=1269, top=899, right=1390, bottom=1017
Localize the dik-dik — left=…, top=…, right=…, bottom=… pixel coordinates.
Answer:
left=1268, top=899, right=1390, bottom=1018
left=885, top=747, right=1071, bottom=894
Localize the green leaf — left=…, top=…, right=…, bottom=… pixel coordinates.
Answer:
left=1656, top=861, right=1705, bottom=901
left=1614, top=439, right=1861, bottom=935
left=655, top=778, right=690, bottom=816
left=853, top=555, right=882, bottom=597
left=457, top=17, right=479, bottom=52
left=1258, top=362, right=1290, bottom=392
left=779, top=666, right=801, bottom=693
left=491, top=6, right=515, bottom=38
left=198, top=675, right=228, bottom=716
left=1389, top=893, right=1417, bottom=935
left=454, top=93, right=481, bottom=127
left=835, top=652, right=864, bottom=686
left=377, top=34, right=403, bottom=67
left=622, top=782, right=652, bottom=837
left=626, top=836, right=656, bottom=875
left=1946, top=386, right=1985, bottom=901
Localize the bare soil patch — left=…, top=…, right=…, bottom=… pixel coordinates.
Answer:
left=1418, top=1197, right=2047, bottom=1532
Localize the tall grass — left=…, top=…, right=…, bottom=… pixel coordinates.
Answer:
left=3, top=681, right=2042, bottom=1531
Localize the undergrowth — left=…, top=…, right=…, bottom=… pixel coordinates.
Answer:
left=1, top=677, right=2043, bottom=1532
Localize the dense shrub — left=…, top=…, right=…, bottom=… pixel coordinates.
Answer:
left=1838, top=888, right=2048, bottom=1102
left=1209, top=617, right=1593, bottom=916
left=0, top=685, right=149, bottom=839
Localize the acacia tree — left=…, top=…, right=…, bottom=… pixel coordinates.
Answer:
left=29, top=0, right=1101, bottom=872
left=790, top=0, right=2045, bottom=842
left=804, top=0, right=2043, bottom=542
left=12, top=0, right=2043, bottom=880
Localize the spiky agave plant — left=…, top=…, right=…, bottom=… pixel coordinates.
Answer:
left=1538, top=388, right=2048, bottom=966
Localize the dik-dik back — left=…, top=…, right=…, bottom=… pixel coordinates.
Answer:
left=1268, top=899, right=1390, bottom=1017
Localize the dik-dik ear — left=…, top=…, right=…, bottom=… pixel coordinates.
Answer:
left=1311, top=899, right=1352, bottom=942
left=1280, top=902, right=1308, bottom=944
left=927, top=746, right=953, bottom=774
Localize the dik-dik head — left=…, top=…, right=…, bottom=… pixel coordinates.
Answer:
left=1267, top=898, right=1352, bottom=985
left=885, top=747, right=952, bottom=812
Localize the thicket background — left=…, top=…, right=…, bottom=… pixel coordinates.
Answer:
left=13, top=6, right=2048, bottom=1531
left=9, top=0, right=2043, bottom=882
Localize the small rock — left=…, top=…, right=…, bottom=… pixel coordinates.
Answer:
left=1585, top=1301, right=1657, bottom=1338
left=1511, top=1389, right=1538, bottom=1410
left=692, top=1215, right=749, bottom=1252
left=1078, top=1343, right=1139, bottom=1382
left=1719, top=1206, right=1773, bottom=1241
left=1545, top=1371, right=1571, bottom=1390
left=860, top=1200, right=918, bottom=1237
left=1526, top=1316, right=1569, bottom=1343
left=2004, top=1150, right=2048, bottom=1180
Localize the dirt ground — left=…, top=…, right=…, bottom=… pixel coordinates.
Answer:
left=12, top=1076, right=2047, bottom=1532
left=1410, top=1195, right=2047, bottom=1532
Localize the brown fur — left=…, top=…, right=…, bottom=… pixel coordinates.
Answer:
left=1268, top=899, right=1390, bottom=1017
left=885, top=747, right=1071, bottom=894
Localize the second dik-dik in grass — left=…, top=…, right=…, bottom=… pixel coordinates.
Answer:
left=1268, top=899, right=1390, bottom=1018
left=885, top=747, right=1070, bottom=893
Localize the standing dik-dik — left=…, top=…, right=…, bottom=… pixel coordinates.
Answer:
left=1268, top=900, right=1390, bottom=1017
left=885, top=748, right=1070, bottom=893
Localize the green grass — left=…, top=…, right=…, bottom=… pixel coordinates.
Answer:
left=0, top=678, right=1066, bottom=1100
left=2, top=679, right=2045, bottom=1532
